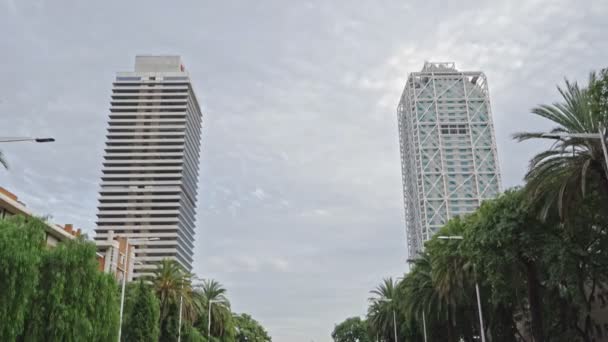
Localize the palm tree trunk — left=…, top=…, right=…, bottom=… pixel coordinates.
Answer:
left=525, top=260, right=544, bottom=342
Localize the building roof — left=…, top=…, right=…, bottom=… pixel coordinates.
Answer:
left=0, top=187, right=76, bottom=242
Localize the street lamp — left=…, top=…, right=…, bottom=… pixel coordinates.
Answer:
left=437, top=235, right=486, bottom=342
left=0, top=137, right=55, bottom=143
left=378, top=298, right=398, bottom=342
left=208, top=299, right=222, bottom=340
left=540, top=128, right=608, bottom=180
left=178, top=288, right=184, bottom=342
left=421, top=310, right=428, bottom=342
left=117, top=236, right=159, bottom=342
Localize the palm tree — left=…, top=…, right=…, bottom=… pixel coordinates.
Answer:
left=399, top=254, right=447, bottom=340
left=429, top=238, right=476, bottom=341
left=0, top=150, right=7, bottom=169
left=150, top=259, right=197, bottom=323
left=196, top=279, right=233, bottom=338
left=514, top=72, right=608, bottom=219
left=367, top=278, right=399, bottom=342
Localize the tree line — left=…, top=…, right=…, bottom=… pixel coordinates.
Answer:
left=0, top=215, right=272, bottom=342
left=333, top=69, right=608, bottom=342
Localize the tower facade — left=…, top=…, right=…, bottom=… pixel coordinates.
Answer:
left=95, top=56, right=203, bottom=277
left=397, top=62, right=501, bottom=258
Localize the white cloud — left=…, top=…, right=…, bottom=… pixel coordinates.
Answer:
left=252, top=187, right=267, bottom=200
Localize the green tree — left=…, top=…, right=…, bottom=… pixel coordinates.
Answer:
left=150, top=259, right=197, bottom=341
left=159, top=303, right=181, bottom=342
left=464, top=190, right=549, bottom=342
left=0, top=216, right=45, bottom=341
left=151, top=259, right=195, bottom=321
left=538, top=189, right=608, bottom=341
left=588, top=68, right=608, bottom=119
left=398, top=253, right=445, bottom=340
left=196, top=279, right=234, bottom=340
left=514, top=70, right=608, bottom=219
left=122, top=280, right=160, bottom=342
left=233, top=313, right=271, bottom=342
left=425, top=219, right=479, bottom=341
left=331, top=317, right=370, bottom=342
left=23, top=238, right=120, bottom=342
left=367, top=278, right=400, bottom=342
left=181, top=323, right=206, bottom=342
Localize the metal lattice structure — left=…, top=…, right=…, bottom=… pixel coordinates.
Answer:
left=397, top=62, right=501, bottom=259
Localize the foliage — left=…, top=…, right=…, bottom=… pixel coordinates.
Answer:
left=23, top=237, right=120, bottom=342
left=181, top=323, right=207, bottom=342
left=159, top=302, right=180, bottom=342
left=0, top=216, right=45, bottom=341
left=0, top=150, right=7, bottom=169
left=195, top=279, right=234, bottom=339
left=150, top=259, right=199, bottom=341
left=122, top=280, right=160, bottom=342
left=367, top=278, right=400, bottom=342
left=514, top=71, right=608, bottom=219
left=151, top=259, right=196, bottom=321
left=234, top=313, right=272, bottom=342
left=463, top=189, right=550, bottom=341
left=331, top=317, right=370, bottom=342
left=369, top=187, right=608, bottom=342
left=588, top=68, right=608, bottom=119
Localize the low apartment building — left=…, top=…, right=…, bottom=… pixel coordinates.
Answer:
left=0, top=187, right=78, bottom=246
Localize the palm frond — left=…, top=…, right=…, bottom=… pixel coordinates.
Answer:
left=0, top=151, right=8, bottom=169
left=515, top=73, right=608, bottom=220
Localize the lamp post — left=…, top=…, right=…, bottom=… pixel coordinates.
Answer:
left=437, top=235, right=486, bottom=342
left=541, top=128, right=608, bottom=180
left=422, top=310, right=428, bottom=342
left=117, top=236, right=159, bottom=342
left=177, top=289, right=184, bottom=342
left=378, top=298, right=398, bottom=342
left=0, top=137, right=55, bottom=143
left=208, top=299, right=221, bottom=340
left=406, top=258, right=428, bottom=342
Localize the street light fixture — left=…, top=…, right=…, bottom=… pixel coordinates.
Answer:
left=0, top=137, right=55, bottom=143
left=117, top=236, right=160, bottom=342
left=437, top=235, right=486, bottom=342
left=437, top=235, right=464, bottom=240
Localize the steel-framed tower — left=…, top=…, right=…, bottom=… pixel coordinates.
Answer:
left=397, top=62, right=501, bottom=259
left=95, top=56, right=203, bottom=277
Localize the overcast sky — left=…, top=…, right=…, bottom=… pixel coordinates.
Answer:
left=1, top=0, right=607, bottom=341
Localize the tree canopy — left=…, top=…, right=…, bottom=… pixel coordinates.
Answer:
left=0, top=216, right=45, bottom=341
left=122, top=280, right=160, bottom=342
left=0, top=216, right=119, bottom=341
left=331, top=317, right=370, bottom=342
left=234, top=313, right=272, bottom=342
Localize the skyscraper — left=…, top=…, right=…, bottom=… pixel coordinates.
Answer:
left=95, top=56, right=203, bottom=277
left=397, top=62, right=501, bottom=258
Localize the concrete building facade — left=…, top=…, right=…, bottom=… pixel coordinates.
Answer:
left=94, top=56, right=203, bottom=277
left=96, top=230, right=136, bottom=282
left=397, top=62, right=501, bottom=259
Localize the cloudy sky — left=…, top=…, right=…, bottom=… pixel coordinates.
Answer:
left=1, top=0, right=607, bottom=340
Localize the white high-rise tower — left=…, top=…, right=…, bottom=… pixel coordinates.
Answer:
left=95, top=56, right=203, bottom=277
left=398, top=62, right=501, bottom=259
